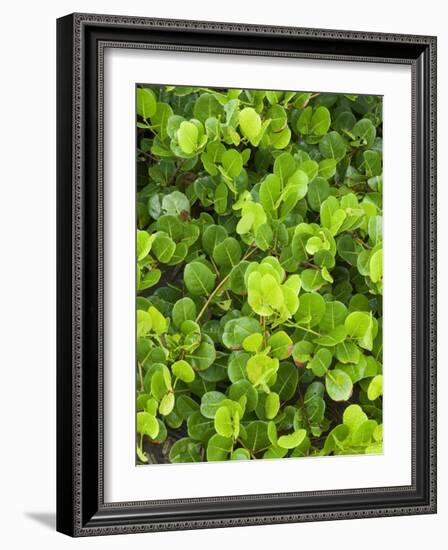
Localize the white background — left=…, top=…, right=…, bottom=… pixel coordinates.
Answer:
left=0, top=0, right=444, bottom=548
left=104, top=49, right=412, bottom=501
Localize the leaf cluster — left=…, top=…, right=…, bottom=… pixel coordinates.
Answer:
left=135, top=85, right=383, bottom=464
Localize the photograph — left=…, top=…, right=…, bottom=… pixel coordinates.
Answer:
left=54, top=10, right=436, bottom=537
left=135, top=85, right=384, bottom=465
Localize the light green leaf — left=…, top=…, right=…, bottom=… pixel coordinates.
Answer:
left=309, top=348, right=332, bottom=376
left=345, top=311, right=375, bottom=350
left=228, top=352, right=251, bottom=383
left=367, top=375, right=383, bottom=400
left=265, top=392, right=280, bottom=419
left=277, top=429, right=307, bottom=449
left=214, top=405, right=234, bottom=438
left=272, top=362, right=299, bottom=400
left=206, top=434, right=233, bottom=461
left=352, top=118, right=376, bottom=148
left=246, top=354, right=279, bottom=387
left=152, top=233, right=176, bottom=263
left=319, top=131, right=346, bottom=161
left=193, top=93, right=224, bottom=122
left=176, top=395, right=200, bottom=420
left=159, top=392, right=175, bottom=416
left=239, top=107, right=262, bottom=144
left=310, top=106, right=331, bottom=135
left=314, top=325, right=347, bottom=347
left=186, top=341, right=216, bottom=371
left=137, top=309, right=152, bottom=337
left=229, top=379, right=258, bottom=412
left=335, top=341, right=361, bottom=364
left=202, top=225, right=228, bottom=256
left=213, top=237, right=242, bottom=268
left=352, top=420, right=377, bottom=446
left=231, top=448, right=251, bottom=460
left=221, top=149, right=243, bottom=178
left=236, top=212, right=254, bottom=235
left=200, top=391, right=226, bottom=419
left=156, top=214, right=183, bottom=240
left=242, top=333, right=263, bottom=353
left=369, top=249, right=383, bottom=283
left=222, top=317, right=262, bottom=350
left=151, top=102, right=173, bottom=140
left=296, top=107, right=312, bottom=135
left=177, top=121, right=199, bottom=154
left=273, top=153, right=296, bottom=184
left=267, top=104, right=287, bottom=132
left=301, top=269, right=326, bottom=292
left=325, top=369, right=353, bottom=401
left=268, top=331, right=293, bottom=359
left=137, top=88, right=157, bottom=119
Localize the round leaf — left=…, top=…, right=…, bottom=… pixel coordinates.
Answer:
left=214, top=405, right=234, bottom=438
left=265, top=392, right=280, bottom=419
left=172, top=360, right=195, bottom=383
left=200, top=391, right=226, bottom=419
left=277, top=429, right=307, bottom=449
left=213, top=237, right=242, bottom=268
left=177, top=121, right=199, bottom=154
left=239, top=107, right=262, bottom=144
left=184, top=262, right=216, bottom=295
left=137, top=411, right=159, bottom=439
left=310, top=106, right=331, bottom=135
left=325, top=369, right=353, bottom=401
left=137, top=88, right=157, bottom=119
left=207, top=434, right=233, bottom=461
left=367, top=374, right=383, bottom=401
left=222, top=317, right=262, bottom=350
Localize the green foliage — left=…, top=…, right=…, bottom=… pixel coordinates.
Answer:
left=135, top=85, right=383, bottom=464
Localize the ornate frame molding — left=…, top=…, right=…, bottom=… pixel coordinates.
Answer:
left=56, top=13, right=437, bottom=537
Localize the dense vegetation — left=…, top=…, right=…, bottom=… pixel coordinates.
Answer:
left=135, top=85, right=383, bottom=464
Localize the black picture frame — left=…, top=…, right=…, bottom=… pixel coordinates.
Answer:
left=56, top=13, right=437, bottom=537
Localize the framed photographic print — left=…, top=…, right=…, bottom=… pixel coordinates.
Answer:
left=56, top=13, right=437, bottom=536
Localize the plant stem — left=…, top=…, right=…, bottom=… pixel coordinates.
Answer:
left=195, top=247, right=257, bottom=323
